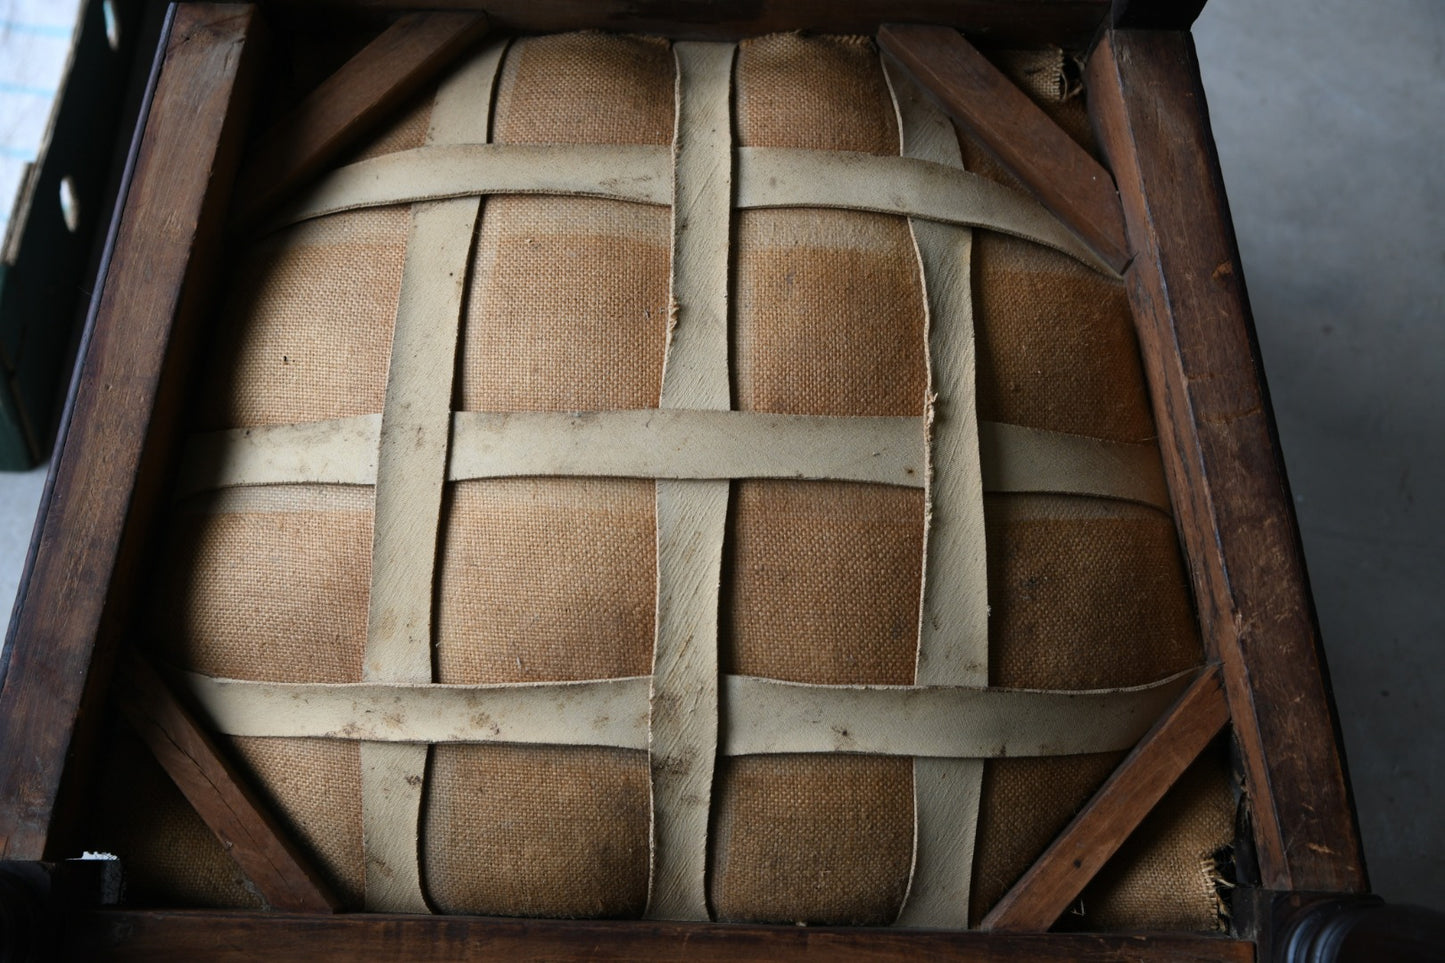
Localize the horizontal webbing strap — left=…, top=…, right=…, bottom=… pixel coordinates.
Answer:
left=735, top=148, right=1112, bottom=274
left=180, top=415, right=383, bottom=492
left=184, top=672, right=652, bottom=747
left=178, top=667, right=1194, bottom=759
left=722, top=672, right=1192, bottom=757
left=454, top=411, right=923, bottom=485
left=176, top=412, right=1168, bottom=510
left=272, top=144, right=1112, bottom=273
left=980, top=421, right=1169, bottom=512
left=273, top=143, right=673, bottom=226
left=178, top=411, right=918, bottom=490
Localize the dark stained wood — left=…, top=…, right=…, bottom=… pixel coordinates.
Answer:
left=0, top=1, right=176, bottom=698
left=1268, top=893, right=1445, bottom=963
left=0, top=3, right=263, bottom=861
left=1110, top=0, right=1209, bottom=29
left=1085, top=29, right=1367, bottom=894
left=232, top=11, right=488, bottom=227
left=0, top=860, right=52, bottom=962
left=982, top=666, right=1230, bottom=931
left=0, top=4, right=1358, bottom=958
left=61, top=910, right=1257, bottom=962
left=114, top=653, right=340, bottom=913
left=877, top=23, right=1130, bottom=274
left=257, top=0, right=1113, bottom=46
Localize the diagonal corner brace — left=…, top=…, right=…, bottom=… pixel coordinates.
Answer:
left=878, top=23, right=1131, bottom=274
left=980, top=664, right=1230, bottom=931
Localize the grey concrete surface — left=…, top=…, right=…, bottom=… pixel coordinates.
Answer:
left=0, top=464, right=44, bottom=633
left=1194, top=0, right=1445, bottom=907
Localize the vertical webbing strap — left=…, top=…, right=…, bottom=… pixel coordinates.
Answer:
left=884, top=57, right=991, bottom=928
left=360, top=42, right=506, bottom=913
left=646, top=40, right=736, bottom=921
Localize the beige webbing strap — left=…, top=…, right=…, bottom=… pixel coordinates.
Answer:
left=646, top=41, right=734, bottom=922
left=359, top=40, right=505, bottom=914
left=178, top=411, right=919, bottom=490
left=177, top=414, right=1168, bottom=510
left=180, top=415, right=383, bottom=492
left=736, top=148, right=1114, bottom=275
left=273, top=143, right=673, bottom=227
left=273, top=145, right=1111, bottom=274
left=979, top=421, right=1170, bottom=513
left=187, top=673, right=652, bottom=747
left=180, top=668, right=1194, bottom=758
left=722, top=672, right=1193, bottom=757
left=452, top=410, right=923, bottom=486
left=883, top=57, right=987, bottom=929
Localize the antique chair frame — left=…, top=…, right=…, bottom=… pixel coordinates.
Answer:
left=0, top=2, right=1393, bottom=959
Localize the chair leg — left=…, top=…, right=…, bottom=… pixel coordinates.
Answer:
left=1271, top=893, right=1445, bottom=963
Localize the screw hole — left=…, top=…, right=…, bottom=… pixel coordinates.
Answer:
left=59, top=176, right=80, bottom=233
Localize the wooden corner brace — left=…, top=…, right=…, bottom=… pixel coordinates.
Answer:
left=114, top=651, right=340, bottom=914
left=877, top=23, right=1131, bottom=274
left=232, top=10, right=490, bottom=227
left=981, top=665, right=1230, bottom=931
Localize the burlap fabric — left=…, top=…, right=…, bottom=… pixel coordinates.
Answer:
left=959, top=57, right=1228, bottom=927
left=90, top=724, right=264, bottom=909
left=1076, top=751, right=1236, bottom=932
left=125, top=32, right=1230, bottom=929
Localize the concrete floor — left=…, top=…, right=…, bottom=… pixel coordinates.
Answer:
left=0, top=0, right=1440, bottom=911
left=1194, top=0, right=1445, bottom=907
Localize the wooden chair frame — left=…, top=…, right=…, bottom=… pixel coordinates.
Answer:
left=0, top=1, right=1383, bottom=959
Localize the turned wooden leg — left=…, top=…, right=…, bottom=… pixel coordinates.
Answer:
left=1274, top=894, right=1445, bottom=963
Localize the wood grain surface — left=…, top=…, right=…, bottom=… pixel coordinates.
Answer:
left=878, top=24, right=1130, bottom=273
left=982, top=666, right=1230, bottom=930
left=0, top=3, right=261, bottom=861
left=61, top=909, right=1257, bottom=961
left=258, top=0, right=1113, bottom=46
left=232, top=11, right=488, bottom=226
left=1086, top=29, right=1367, bottom=894
left=115, top=653, right=340, bottom=913
left=1110, top=0, right=1209, bottom=29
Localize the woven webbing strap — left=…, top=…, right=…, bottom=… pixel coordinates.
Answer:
left=181, top=669, right=1194, bottom=756
left=359, top=41, right=505, bottom=913
left=646, top=40, right=736, bottom=920
left=273, top=145, right=1113, bottom=275
left=185, top=37, right=1180, bottom=924
left=881, top=55, right=988, bottom=928
left=177, top=413, right=1171, bottom=511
